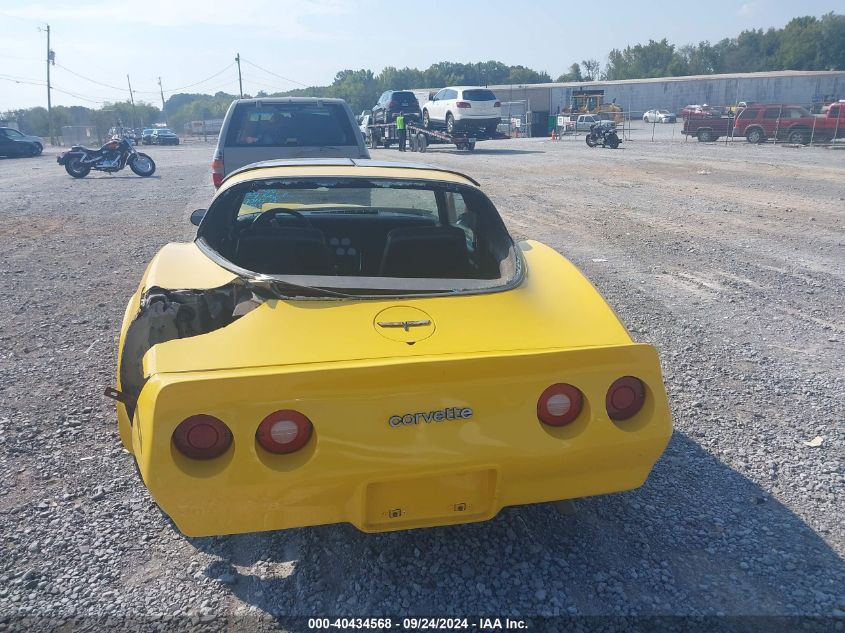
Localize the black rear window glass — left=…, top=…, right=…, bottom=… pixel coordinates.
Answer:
left=226, top=102, right=356, bottom=147
left=462, top=89, right=497, bottom=101
left=391, top=92, right=419, bottom=106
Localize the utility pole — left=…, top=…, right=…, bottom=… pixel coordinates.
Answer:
left=158, top=77, right=167, bottom=125
left=44, top=24, right=55, bottom=145
left=126, top=74, right=138, bottom=132
left=235, top=53, right=243, bottom=98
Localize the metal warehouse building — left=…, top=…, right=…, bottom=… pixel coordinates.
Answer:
left=485, top=70, right=845, bottom=136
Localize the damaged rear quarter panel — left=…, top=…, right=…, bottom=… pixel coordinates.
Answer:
left=115, top=242, right=240, bottom=447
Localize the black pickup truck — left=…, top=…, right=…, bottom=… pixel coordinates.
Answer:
left=682, top=116, right=734, bottom=142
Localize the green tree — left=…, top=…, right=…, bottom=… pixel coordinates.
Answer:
left=557, top=63, right=583, bottom=82
left=581, top=59, right=602, bottom=81
left=778, top=16, right=822, bottom=69
left=604, top=40, right=678, bottom=80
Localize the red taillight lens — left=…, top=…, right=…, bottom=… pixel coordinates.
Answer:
left=211, top=157, right=224, bottom=188
left=172, top=415, right=232, bottom=460
left=494, top=101, right=501, bottom=108
left=256, top=410, right=313, bottom=454
left=606, top=377, right=646, bottom=421
left=537, top=384, right=583, bottom=426
left=456, top=101, right=471, bottom=108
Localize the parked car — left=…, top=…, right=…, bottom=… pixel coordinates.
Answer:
left=212, top=97, right=369, bottom=187
left=371, top=90, right=421, bottom=125
left=643, top=109, right=676, bottom=123
left=111, top=158, right=672, bottom=536
left=571, top=114, right=615, bottom=132
left=141, top=129, right=155, bottom=144
left=733, top=103, right=845, bottom=144
left=0, top=127, right=43, bottom=157
left=151, top=129, right=180, bottom=145
left=680, top=104, right=717, bottom=119
left=422, top=87, right=501, bottom=135
left=358, top=113, right=373, bottom=146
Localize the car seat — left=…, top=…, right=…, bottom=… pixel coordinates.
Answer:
left=378, top=226, right=471, bottom=278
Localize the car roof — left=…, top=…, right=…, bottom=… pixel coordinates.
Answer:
left=219, top=158, right=481, bottom=190
left=232, top=96, right=348, bottom=105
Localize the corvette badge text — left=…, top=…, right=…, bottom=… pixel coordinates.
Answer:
left=389, top=407, right=473, bottom=428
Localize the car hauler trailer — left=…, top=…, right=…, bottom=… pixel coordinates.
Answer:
left=367, top=122, right=507, bottom=152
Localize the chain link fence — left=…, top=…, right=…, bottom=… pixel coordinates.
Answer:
left=543, top=101, right=844, bottom=147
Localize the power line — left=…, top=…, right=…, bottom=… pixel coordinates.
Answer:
left=241, top=58, right=309, bottom=88
left=0, top=75, right=127, bottom=104
left=0, top=75, right=45, bottom=87
left=241, top=77, right=288, bottom=91
left=0, top=72, right=45, bottom=83
left=51, top=61, right=236, bottom=96
left=51, top=85, right=108, bottom=104
left=3, top=62, right=240, bottom=108
left=159, top=62, right=237, bottom=94
left=55, top=63, right=129, bottom=92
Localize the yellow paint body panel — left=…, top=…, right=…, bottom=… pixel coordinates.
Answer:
left=219, top=164, right=476, bottom=191
left=115, top=165, right=672, bottom=536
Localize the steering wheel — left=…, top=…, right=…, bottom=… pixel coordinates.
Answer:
left=251, top=207, right=312, bottom=228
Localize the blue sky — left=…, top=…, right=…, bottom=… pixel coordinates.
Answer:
left=0, top=0, right=841, bottom=110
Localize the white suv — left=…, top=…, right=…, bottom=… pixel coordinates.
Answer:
left=421, top=87, right=501, bottom=136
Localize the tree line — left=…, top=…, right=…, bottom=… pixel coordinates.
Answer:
left=3, top=13, right=842, bottom=137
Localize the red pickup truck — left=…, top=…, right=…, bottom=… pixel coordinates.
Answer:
left=734, top=103, right=845, bottom=144
left=682, top=116, right=734, bottom=142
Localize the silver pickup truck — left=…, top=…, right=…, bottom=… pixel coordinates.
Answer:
left=212, top=97, right=370, bottom=187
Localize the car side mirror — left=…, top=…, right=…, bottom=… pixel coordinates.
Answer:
left=190, top=209, right=206, bottom=226
left=429, top=92, right=436, bottom=101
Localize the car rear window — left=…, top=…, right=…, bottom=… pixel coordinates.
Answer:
left=199, top=177, right=520, bottom=292
left=225, top=102, right=356, bottom=147
left=462, top=89, right=497, bottom=101
left=391, top=92, right=419, bottom=107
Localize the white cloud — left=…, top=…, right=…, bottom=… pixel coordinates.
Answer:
left=737, top=0, right=764, bottom=17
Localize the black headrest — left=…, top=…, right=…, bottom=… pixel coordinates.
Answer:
left=378, top=225, right=470, bottom=278
left=236, top=227, right=329, bottom=275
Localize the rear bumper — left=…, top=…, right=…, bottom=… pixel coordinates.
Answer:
left=121, top=345, right=672, bottom=536
left=451, top=116, right=500, bottom=130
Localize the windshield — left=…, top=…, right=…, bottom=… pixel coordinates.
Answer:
left=198, top=177, right=520, bottom=295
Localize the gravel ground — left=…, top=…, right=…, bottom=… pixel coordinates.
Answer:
left=0, top=137, right=843, bottom=632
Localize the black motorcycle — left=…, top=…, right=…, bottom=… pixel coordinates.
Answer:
left=585, top=121, right=621, bottom=149
left=57, top=137, right=156, bottom=178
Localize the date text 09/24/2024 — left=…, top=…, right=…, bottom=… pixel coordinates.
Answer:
left=307, top=618, right=527, bottom=630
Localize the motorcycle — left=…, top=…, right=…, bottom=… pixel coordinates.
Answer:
left=585, top=121, right=621, bottom=149
left=57, top=137, right=156, bottom=178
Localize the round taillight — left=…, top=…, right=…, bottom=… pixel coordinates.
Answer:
left=537, top=383, right=583, bottom=426
left=172, top=414, right=232, bottom=460
left=256, top=410, right=313, bottom=454
left=606, top=376, right=646, bottom=420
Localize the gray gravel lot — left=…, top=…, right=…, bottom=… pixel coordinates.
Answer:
left=0, top=137, right=843, bottom=631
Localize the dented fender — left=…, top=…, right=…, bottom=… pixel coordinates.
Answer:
left=115, top=281, right=265, bottom=421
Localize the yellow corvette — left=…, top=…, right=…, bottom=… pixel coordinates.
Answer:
left=110, top=159, right=671, bottom=537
